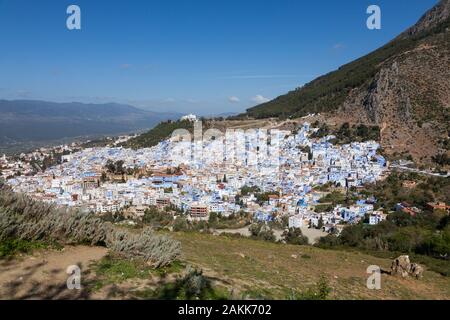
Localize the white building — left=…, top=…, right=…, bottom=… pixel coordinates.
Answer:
left=288, top=215, right=304, bottom=228
left=181, top=114, right=197, bottom=122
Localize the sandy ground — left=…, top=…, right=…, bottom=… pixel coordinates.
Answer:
left=299, top=227, right=328, bottom=244
left=213, top=226, right=327, bottom=244
left=0, top=246, right=107, bottom=299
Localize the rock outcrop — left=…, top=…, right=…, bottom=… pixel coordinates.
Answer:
left=243, top=0, right=450, bottom=166
left=391, top=255, right=424, bottom=279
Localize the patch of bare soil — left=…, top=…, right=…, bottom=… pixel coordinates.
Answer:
left=0, top=246, right=107, bottom=299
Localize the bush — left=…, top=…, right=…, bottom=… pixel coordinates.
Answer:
left=172, top=216, right=190, bottom=232
left=240, top=185, right=261, bottom=196
left=123, top=120, right=197, bottom=149
left=150, top=266, right=229, bottom=300
left=143, top=206, right=173, bottom=228
left=317, top=234, right=340, bottom=247
left=0, top=183, right=181, bottom=267
left=318, top=191, right=347, bottom=206
left=93, top=254, right=151, bottom=286
left=0, top=238, right=48, bottom=258
left=288, top=275, right=331, bottom=300
left=106, top=228, right=181, bottom=268
left=282, top=228, right=309, bottom=245
left=249, top=223, right=276, bottom=242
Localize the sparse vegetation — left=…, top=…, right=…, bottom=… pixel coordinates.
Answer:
left=318, top=191, right=347, bottom=206
left=139, top=266, right=229, bottom=300
left=249, top=223, right=276, bottom=242
left=365, top=172, right=449, bottom=211
left=288, top=275, right=331, bottom=300
left=123, top=120, right=201, bottom=149
left=242, top=14, right=450, bottom=120
left=172, top=232, right=450, bottom=299
left=311, top=123, right=380, bottom=143
left=0, top=183, right=181, bottom=267
left=0, top=238, right=49, bottom=258
left=240, top=185, right=261, bottom=196
left=319, top=213, right=449, bottom=259
left=91, top=254, right=186, bottom=293
left=208, top=211, right=252, bottom=229
left=282, top=228, right=309, bottom=245
left=92, top=254, right=154, bottom=290
left=142, top=206, right=174, bottom=229
left=317, top=173, right=450, bottom=275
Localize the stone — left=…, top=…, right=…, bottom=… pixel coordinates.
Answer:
left=391, top=255, right=411, bottom=278
left=391, top=255, right=424, bottom=279
left=410, top=263, right=424, bottom=279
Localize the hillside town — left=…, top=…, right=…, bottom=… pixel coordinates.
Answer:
left=1, top=118, right=393, bottom=235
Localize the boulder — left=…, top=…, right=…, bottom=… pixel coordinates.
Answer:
left=391, top=255, right=424, bottom=279
left=410, top=263, right=424, bottom=279
left=391, top=255, right=411, bottom=278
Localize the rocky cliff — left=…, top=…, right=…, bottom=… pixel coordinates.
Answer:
left=244, top=0, right=450, bottom=165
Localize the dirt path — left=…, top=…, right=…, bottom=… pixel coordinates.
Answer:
left=299, top=227, right=328, bottom=244
left=0, top=246, right=107, bottom=299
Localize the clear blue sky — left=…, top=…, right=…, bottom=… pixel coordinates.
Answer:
left=0, top=0, right=439, bottom=115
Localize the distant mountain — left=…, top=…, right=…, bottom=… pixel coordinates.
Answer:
left=241, top=0, right=450, bottom=164
left=0, top=100, right=181, bottom=151
left=204, top=112, right=239, bottom=119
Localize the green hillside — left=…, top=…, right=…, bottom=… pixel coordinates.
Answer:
left=171, top=232, right=450, bottom=300
left=123, top=120, right=195, bottom=149
left=241, top=11, right=450, bottom=120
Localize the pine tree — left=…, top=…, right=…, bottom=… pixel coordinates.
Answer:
left=317, top=216, right=324, bottom=230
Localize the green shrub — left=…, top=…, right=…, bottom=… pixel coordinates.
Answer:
left=145, top=266, right=229, bottom=300
left=283, top=228, right=309, bottom=245
left=288, top=275, right=331, bottom=300
left=106, top=228, right=181, bottom=268
left=0, top=238, right=48, bottom=258
left=249, top=223, right=276, bottom=242
left=0, top=183, right=181, bottom=267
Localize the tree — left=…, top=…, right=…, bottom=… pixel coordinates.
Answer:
left=249, top=223, right=276, bottom=242
left=339, top=224, right=366, bottom=247
left=105, top=159, right=115, bottom=173
left=283, top=228, right=309, bottom=245
left=208, top=212, right=219, bottom=227
left=240, top=185, right=260, bottom=196
left=317, top=216, right=324, bottom=230
left=115, top=160, right=125, bottom=175
left=259, top=228, right=276, bottom=242
left=249, top=223, right=263, bottom=237
left=105, top=160, right=125, bottom=175
left=173, top=217, right=190, bottom=232
left=432, top=153, right=450, bottom=166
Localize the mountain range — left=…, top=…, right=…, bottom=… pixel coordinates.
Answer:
left=241, top=0, right=450, bottom=165
left=0, top=100, right=181, bottom=153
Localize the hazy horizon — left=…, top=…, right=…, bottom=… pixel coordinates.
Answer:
left=0, top=0, right=439, bottom=114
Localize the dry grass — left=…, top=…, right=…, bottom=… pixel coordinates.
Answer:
left=0, top=184, right=181, bottom=267
left=172, top=232, right=450, bottom=300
